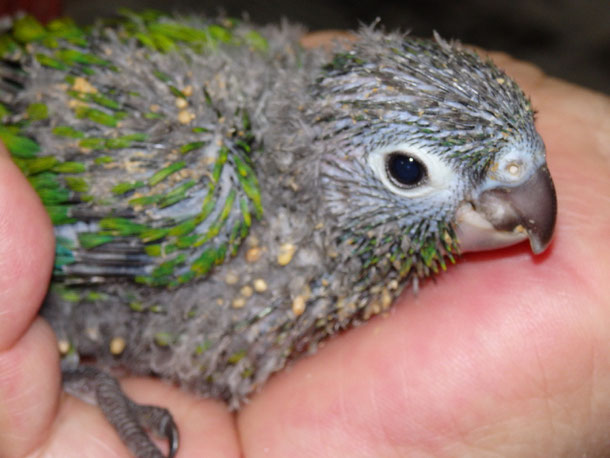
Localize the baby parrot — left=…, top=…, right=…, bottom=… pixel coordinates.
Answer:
left=0, top=11, right=556, bottom=458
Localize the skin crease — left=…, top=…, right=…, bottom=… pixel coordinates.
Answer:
left=0, top=32, right=609, bottom=457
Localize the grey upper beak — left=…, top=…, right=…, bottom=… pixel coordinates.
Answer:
left=477, top=165, right=557, bottom=254
left=455, top=165, right=557, bottom=254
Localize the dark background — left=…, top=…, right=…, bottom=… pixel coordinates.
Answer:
left=1, top=0, right=609, bottom=94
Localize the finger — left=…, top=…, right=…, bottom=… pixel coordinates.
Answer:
left=300, top=30, right=357, bottom=50
left=0, top=143, right=55, bottom=350
left=0, top=142, right=59, bottom=456
left=0, top=318, right=60, bottom=456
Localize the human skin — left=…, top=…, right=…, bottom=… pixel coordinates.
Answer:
left=0, top=33, right=609, bottom=457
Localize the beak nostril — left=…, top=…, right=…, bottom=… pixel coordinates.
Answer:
left=506, top=162, right=521, bottom=176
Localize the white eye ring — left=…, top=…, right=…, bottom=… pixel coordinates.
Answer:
left=368, top=143, right=456, bottom=198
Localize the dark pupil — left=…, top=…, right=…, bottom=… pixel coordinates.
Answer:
left=387, top=153, right=424, bottom=186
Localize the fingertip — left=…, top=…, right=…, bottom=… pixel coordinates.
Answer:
left=0, top=143, right=55, bottom=350
left=300, top=30, right=357, bottom=50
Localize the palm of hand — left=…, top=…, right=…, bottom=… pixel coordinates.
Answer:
left=1, top=50, right=609, bottom=457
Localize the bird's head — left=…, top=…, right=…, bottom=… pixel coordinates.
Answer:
left=309, top=30, right=556, bottom=283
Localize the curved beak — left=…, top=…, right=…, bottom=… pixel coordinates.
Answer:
left=455, top=165, right=557, bottom=254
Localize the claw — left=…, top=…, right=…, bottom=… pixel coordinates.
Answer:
left=162, top=414, right=179, bottom=458
left=132, top=403, right=180, bottom=458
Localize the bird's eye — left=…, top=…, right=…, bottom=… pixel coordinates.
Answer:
left=386, top=153, right=427, bottom=187
left=368, top=143, right=454, bottom=199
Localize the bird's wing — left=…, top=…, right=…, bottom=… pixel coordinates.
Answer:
left=1, top=13, right=264, bottom=287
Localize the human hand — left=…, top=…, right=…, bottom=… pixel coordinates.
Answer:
left=1, top=39, right=609, bottom=457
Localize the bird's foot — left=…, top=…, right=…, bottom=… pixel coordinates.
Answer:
left=62, top=366, right=179, bottom=458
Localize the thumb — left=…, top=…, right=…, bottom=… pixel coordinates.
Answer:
left=0, top=141, right=59, bottom=456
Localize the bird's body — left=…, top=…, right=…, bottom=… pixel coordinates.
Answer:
left=0, top=11, right=556, bottom=457
left=5, top=13, right=336, bottom=406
